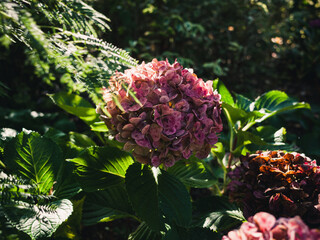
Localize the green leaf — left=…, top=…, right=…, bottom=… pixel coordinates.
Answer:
left=4, top=131, right=63, bottom=194
left=236, top=131, right=267, bottom=147
left=222, top=102, right=252, bottom=125
left=212, top=79, right=234, bottom=105
left=49, top=92, right=99, bottom=125
left=253, top=90, right=310, bottom=121
left=158, top=170, right=192, bottom=227
left=125, top=163, right=192, bottom=231
left=167, top=159, right=217, bottom=188
left=68, top=132, right=96, bottom=148
left=125, top=163, right=164, bottom=232
left=192, top=196, right=245, bottom=232
left=68, top=146, right=134, bottom=191
left=254, top=90, right=291, bottom=111
left=162, top=225, right=221, bottom=240
left=3, top=199, right=73, bottom=240
left=54, top=198, right=84, bottom=239
left=211, top=142, right=225, bottom=162
left=128, top=222, right=161, bottom=240
left=247, top=126, right=296, bottom=152
left=254, top=126, right=286, bottom=143
left=235, top=93, right=253, bottom=112
left=90, top=121, right=108, bottom=132
left=53, top=161, right=81, bottom=199
left=82, top=184, right=135, bottom=226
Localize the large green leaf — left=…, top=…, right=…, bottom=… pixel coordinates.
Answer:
left=3, top=199, right=73, bottom=240
left=163, top=225, right=221, bottom=240
left=125, top=163, right=192, bottom=232
left=82, top=184, right=135, bottom=226
left=222, top=102, right=262, bottom=126
left=192, top=196, right=245, bottom=232
left=248, top=126, right=297, bottom=152
left=167, top=158, right=217, bottom=188
left=68, top=132, right=96, bottom=148
left=235, top=93, right=253, bottom=112
left=253, top=90, right=310, bottom=123
left=212, top=79, right=234, bottom=105
left=68, top=146, right=134, bottom=191
left=125, top=163, right=164, bottom=231
left=4, top=131, right=63, bottom=194
left=53, top=161, right=81, bottom=199
left=158, top=170, right=192, bottom=227
left=49, top=92, right=99, bottom=125
left=128, top=222, right=161, bottom=240
left=54, top=198, right=84, bottom=239
left=90, top=121, right=108, bottom=132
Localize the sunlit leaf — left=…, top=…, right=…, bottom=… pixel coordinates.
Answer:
left=49, top=92, right=99, bottom=125
left=128, top=222, right=161, bottom=240
left=82, top=184, right=135, bottom=225
left=167, top=159, right=217, bottom=188
left=90, top=121, right=108, bottom=132
left=3, top=199, right=73, bottom=240
left=68, top=146, right=134, bottom=191
left=125, top=163, right=192, bottom=231
left=192, top=196, right=245, bottom=232
left=4, top=131, right=63, bottom=194
left=212, top=79, right=234, bottom=105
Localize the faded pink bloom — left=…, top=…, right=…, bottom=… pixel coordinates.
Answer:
left=223, top=212, right=320, bottom=240
left=97, top=59, right=222, bottom=167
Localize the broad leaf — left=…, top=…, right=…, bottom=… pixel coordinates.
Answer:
left=82, top=184, right=135, bottom=226
left=4, top=131, right=63, bottom=194
left=254, top=126, right=286, bottom=143
left=128, top=222, right=161, bottom=240
left=3, top=199, right=73, bottom=240
left=236, top=131, right=267, bottom=147
left=253, top=90, right=310, bottom=123
left=167, top=159, right=217, bottom=188
left=49, top=92, right=99, bottom=125
left=90, top=121, right=108, bottom=132
left=68, top=132, right=96, bottom=148
left=211, top=142, right=225, bottom=162
left=53, top=161, right=81, bottom=199
left=212, top=79, right=234, bottom=105
left=192, top=196, right=245, bottom=232
left=163, top=225, right=221, bottom=240
left=125, top=163, right=192, bottom=232
left=222, top=102, right=261, bottom=126
left=235, top=93, right=253, bottom=112
left=125, top=163, right=164, bottom=231
left=158, top=170, right=192, bottom=227
left=248, top=126, right=297, bottom=152
left=68, top=146, right=134, bottom=191
left=54, top=198, right=84, bottom=239
left=254, top=90, right=292, bottom=111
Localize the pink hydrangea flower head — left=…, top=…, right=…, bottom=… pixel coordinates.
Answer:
left=97, top=58, right=222, bottom=167
left=223, top=212, right=320, bottom=240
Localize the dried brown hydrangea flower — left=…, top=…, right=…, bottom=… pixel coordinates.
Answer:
left=227, top=150, right=320, bottom=227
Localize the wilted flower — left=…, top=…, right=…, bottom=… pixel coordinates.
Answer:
left=222, top=212, right=320, bottom=240
left=97, top=59, right=222, bottom=167
left=227, top=150, right=320, bottom=226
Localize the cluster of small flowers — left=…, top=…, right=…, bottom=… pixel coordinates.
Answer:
left=97, top=59, right=222, bottom=167
left=227, top=150, right=320, bottom=226
left=223, top=212, right=320, bottom=240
